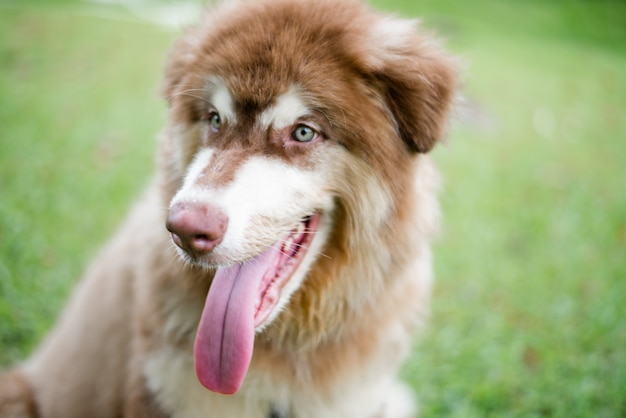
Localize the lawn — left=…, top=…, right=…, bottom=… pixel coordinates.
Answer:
left=1, top=0, right=625, bottom=416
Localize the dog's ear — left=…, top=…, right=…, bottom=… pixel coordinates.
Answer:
left=360, top=18, right=458, bottom=153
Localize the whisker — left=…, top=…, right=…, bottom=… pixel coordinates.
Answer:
left=267, top=244, right=294, bottom=260
left=274, top=239, right=332, bottom=261
left=292, top=242, right=332, bottom=260
left=167, top=89, right=212, bottom=103
left=170, top=88, right=209, bottom=96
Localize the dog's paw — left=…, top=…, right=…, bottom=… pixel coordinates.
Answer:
left=0, top=371, right=38, bottom=418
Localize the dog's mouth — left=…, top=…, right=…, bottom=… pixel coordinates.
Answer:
left=194, top=213, right=321, bottom=395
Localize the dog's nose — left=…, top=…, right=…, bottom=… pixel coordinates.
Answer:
left=166, top=201, right=228, bottom=256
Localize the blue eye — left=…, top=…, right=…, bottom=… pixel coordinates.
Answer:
left=208, top=112, right=221, bottom=131
left=292, top=124, right=316, bottom=142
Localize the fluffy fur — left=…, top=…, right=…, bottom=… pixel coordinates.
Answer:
left=0, top=0, right=457, bottom=417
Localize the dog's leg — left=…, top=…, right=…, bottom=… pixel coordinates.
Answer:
left=0, top=370, right=39, bottom=418
left=1, top=189, right=163, bottom=418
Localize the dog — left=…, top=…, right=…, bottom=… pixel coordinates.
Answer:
left=0, top=0, right=457, bottom=416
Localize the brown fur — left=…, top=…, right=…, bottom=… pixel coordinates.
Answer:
left=0, top=0, right=457, bottom=417
left=0, top=371, right=39, bottom=418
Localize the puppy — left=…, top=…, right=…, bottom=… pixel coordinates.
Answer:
left=0, top=0, right=457, bottom=416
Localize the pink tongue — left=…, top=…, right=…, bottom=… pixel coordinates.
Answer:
left=194, top=246, right=277, bottom=394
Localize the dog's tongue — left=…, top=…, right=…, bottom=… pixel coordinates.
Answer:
left=194, top=247, right=276, bottom=395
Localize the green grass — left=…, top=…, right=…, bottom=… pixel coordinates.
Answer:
left=0, top=1, right=171, bottom=360
left=1, top=0, right=625, bottom=416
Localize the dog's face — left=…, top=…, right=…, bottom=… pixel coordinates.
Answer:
left=159, top=0, right=455, bottom=395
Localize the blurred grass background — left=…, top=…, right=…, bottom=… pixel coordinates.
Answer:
left=1, top=0, right=625, bottom=416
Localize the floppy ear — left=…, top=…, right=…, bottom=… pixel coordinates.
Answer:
left=364, top=18, right=458, bottom=153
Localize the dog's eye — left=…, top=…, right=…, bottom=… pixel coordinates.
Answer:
left=292, top=125, right=316, bottom=143
left=208, top=112, right=221, bottom=131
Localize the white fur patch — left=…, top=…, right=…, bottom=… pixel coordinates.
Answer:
left=364, top=17, right=419, bottom=70
left=259, top=86, right=309, bottom=129
left=217, top=157, right=329, bottom=248
left=179, top=148, right=214, bottom=192
left=208, top=77, right=237, bottom=123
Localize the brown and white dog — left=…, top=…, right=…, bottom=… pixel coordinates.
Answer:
left=0, top=0, right=457, bottom=416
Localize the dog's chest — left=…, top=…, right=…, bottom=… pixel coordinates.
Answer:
left=142, top=343, right=410, bottom=418
left=144, top=345, right=288, bottom=418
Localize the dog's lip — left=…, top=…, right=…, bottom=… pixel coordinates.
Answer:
left=253, top=214, right=320, bottom=327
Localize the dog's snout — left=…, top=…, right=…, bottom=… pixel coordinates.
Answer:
left=166, top=202, right=228, bottom=256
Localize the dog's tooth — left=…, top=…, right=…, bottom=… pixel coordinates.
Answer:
left=282, top=237, right=294, bottom=255
left=293, top=221, right=305, bottom=242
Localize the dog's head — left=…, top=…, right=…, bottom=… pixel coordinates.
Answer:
left=159, top=0, right=456, bottom=395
